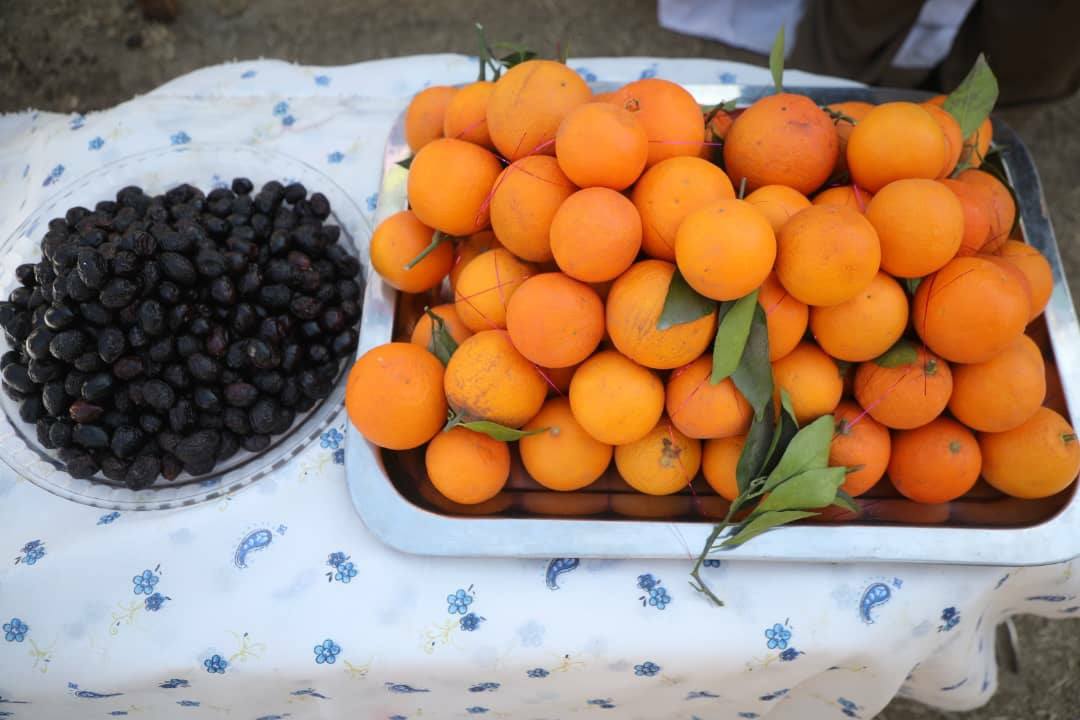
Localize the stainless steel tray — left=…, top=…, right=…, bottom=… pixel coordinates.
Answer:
left=346, top=83, right=1080, bottom=563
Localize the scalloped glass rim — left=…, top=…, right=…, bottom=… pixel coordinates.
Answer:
left=0, top=144, right=371, bottom=510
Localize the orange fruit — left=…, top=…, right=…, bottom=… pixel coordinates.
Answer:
left=702, top=434, right=745, bottom=501
left=758, top=271, right=808, bottom=361
left=827, top=101, right=872, bottom=175
left=772, top=341, right=843, bottom=425
left=665, top=355, right=752, bottom=439
left=913, top=255, right=1029, bottom=363
left=810, top=271, right=909, bottom=362
left=604, top=78, right=706, bottom=167
left=407, top=137, right=502, bottom=236
left=410, top=303, right=473, bottom=349
left=675, top=198, right=776, bottom=301
left=956, top=169, right=1015, bottom=252
left=449, top=230, right=502, bottom=291
left=723, top=93, right=839, bottom=195
left=453, top=248, right=534, bottom=332
left=996, top=240, right=1053, bottom=320
left=346, top=342, right=447, bottom=450
left=926, top=95, right=993, bottom=167
left=550, top=187, right=642, bottom=282
left=980, top=407, right=1080, bottom=499
left=606, top=260, right=717, bottom=369
left=555, top=102, right=649, bottom=190
left=847, top=102, right=947, bottom=192
left=614, top=417, right=702, bottom=495
left=939, top=178, right=992, bottom=256
left=369, top=210, right=453, bottom=293
left=519, top=397, right=613, bottom=491
left=442, top=80, right=496, bottom=149
left=489, top=155, right=576, bottom=262
left=631, top=156, right=735, bottom=261
left=888, top=417, right=981, bottom=504
left=830, top=400, right=890, bottom=497
left=866, top=178, right=964, bottom=278
left=949, top=334, right=1046, bottom=432
left=426, top=427, right=510, bottom=504
left=506, top=272, right=605, bottom=368
left=812, top=185, right=873, bottom=213
left=569, top=350, right=664, bottom=445
left=443, top=329, right=547, bottom=427
left=920, top=102, right=964, bottom=178
left=745, top=184, right=812, bottom=234
left=486, top=59, right=592, bottom=161
left=853, top=345, right=953, bottom=430
left=775, top=204, right=881, bottom=307
left=404, top=85, right=457, bottom=152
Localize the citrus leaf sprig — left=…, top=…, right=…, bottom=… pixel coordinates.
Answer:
left=404, top=230, right=452, bottom=270
left=657, top=268, right=716, bottom=330
left=424, top=307, right=459, bottom=366
left=769, top=25, right=785, bottom=93
left=943, top=53, right=998, bottom=141
left=444, top=409, right=548, bottom=441
left=710, top=289, right=759, bottom=384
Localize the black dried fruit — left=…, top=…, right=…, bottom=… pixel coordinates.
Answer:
left=111, top=425, right=145, bottom=458
left=64, top=371, right=89, bottom=398
left=49, top=420, right=73, bottom=448
left=43, top=305, right=76, bottom=330
left=81, top=373, right=114, bottom=402
left=258, top=284, right=291, bottom=309
left=187, top=353, right=220, bottom=382
left=142, top=379, right=176, bottom=411
left=37, top=418, right=55, bottom=448
left=205, top=326, right=229, bottom=357
left=27, top=358, right=62, bottom=383
left=79, top=302, right=112, bottom=326
left=127, top=325, right=148, bottom=349
left=24, top=327, right=54, bottom=360
left=139, top=413, right=164, bottom=435
left=193, top=386, right=222, bottom=413
left=19, top=395, right=44, bottom=423
left=76, top=249, right=108, bottom=288
left=97, top=327, right=126, bottom=364
left=252, top=371, right=284, bottom=395
left=125, top=455, right=160, bottom=489
left=74, top=352, right=105, bottom=372
left=168, top=399, right=196, bottom=433
left=162, top=363, right=189, bottom=390
left=113, top=356, right=145, bottom=380
left=68, top=399, right=104, bottom=423
left=73, top=423, right=109, bottom=448
left=158, top=281, right=181, bottom=305
left=160, top=252, right=197, bottom=286
left=99, top=278, right=139, bottom=309
left=2, top=364, right=35, bottom=394
left=111, top=250, right=140, bottom=277
left=242, top=434, right=270, bottom=452
left=41, top=381, right=68, bottom=416
left=100, top=455, right=129, bottom=482
left=160, top=453, right=183, bottom=481
left=48, top=330, right=87, bottom=362
left=223, top=406, right=250, bottom=435
left=65, top=453, right=99, bottom=479
left=210, top=276, right=236, bottom=305
left=175, top=429, right=220, bottom=474
left=138, top=300, right=165, bottom=335
left=157, top=431, right=180, bottom=454
left=102, top=411, right=131, bottom=430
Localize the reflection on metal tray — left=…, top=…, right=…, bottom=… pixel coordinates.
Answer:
left=346, top=84, right=1080, bottom=563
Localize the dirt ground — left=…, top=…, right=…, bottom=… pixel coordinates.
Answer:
left=1, top=1, right=1078, bottom=717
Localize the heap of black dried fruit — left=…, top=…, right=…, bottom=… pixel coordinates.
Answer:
left=0, top=179, right=362, bottom=489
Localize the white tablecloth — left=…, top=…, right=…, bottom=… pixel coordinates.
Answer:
left=0, top=55, right=1077, bottom=720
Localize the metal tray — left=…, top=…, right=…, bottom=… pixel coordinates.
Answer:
left=346, top=83, right=1080, bottom=563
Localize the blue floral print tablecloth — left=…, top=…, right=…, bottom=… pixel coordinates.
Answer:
left=0, top=55, right=1077, bottom=720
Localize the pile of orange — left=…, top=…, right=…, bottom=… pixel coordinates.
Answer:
left=350, top=59, right=1079, bottom=512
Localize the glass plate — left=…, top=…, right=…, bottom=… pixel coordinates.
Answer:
left=0, top=144, right=371, bottom=510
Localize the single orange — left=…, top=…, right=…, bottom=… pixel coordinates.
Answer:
left=614, top=417, right=702, bottom=495
left=949, top=334, right=1046, bottom=433
left=410, top=303, right=473, bottom=349
left=830, top=400, right=890, bottom=497
left=775, top=204, right=881, bottom=307
left=550, top=187, right=642, bottom=282
left=569, top=350, right=665, bottom=445
left=772, top=341, right=843, bottom=425
left=980, top=407, right=1080, bottom=499
left=665, top=355, right=752, bottom=439
left=939, top=178, right=992, bottom=256
left=702, top=434, right=745, bottom=501
left=369, top=210, right=453, bottom=293
left=407, top=137, right=502, bottom=236
left=426, top=427, right=510, bottom=504
left=888, top=417, right=981, bottom=504
left=866, top=178, right=964, bottom=278
left=489, top=155, right=577, bottom=262
left=404, top=85, right=457, bottom=152
left=853, top=345, right=953, bottom=430
left=604, top=78, right=706, bottom=167
left=675, top=198, right=776, bottom=301
left=606, top=260, right=717, bottom=369
left=443, top=329, right=547, bottom=427
left=442, top=80, right=496, bottom=150
left=555, top=102, right=649, bottom=190
left=519, top=397, right=613, bottom=491
left=810, top=271, right=909, bottom=362
left=506, top=273, right=605, bottom=368
left=847, top=102, right=947, bottom=192
left=449, top=230, right=502, bottom=291
left=346, top=342, right=447, bottom=450
left=758, top=271, right=809, bottom=361
left=996, top=240, right=1053, bottom=320
left=745, top=184, right=812, bottom=234
left=631, top=156, right=735, bottom=261
left=956, top=169, right=1016, bottom=252
left=453, top=248, right=534, bottom=332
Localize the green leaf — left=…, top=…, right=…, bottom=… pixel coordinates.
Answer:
left=711, top=289, right=759, bottom=384
left=721, top=509, right=817, bottom=548
left=403, top=230, right=450, bottom=271
left=874, top=338, right=918, bottom=368
left=903, top=277, right=922, bottom=295
left=396, top=155, right=414, bottom=170
left=459, top=420, right=548, bottom=442
left=943, top=53, right=999, bottom=139
left=757, top=466, right=846, bottom=513
left=769, top=25, right=785, bottom=93
left=763, top=414, right=834, bottom=492
left=425, top=307, right=459, bottom=366
left=832, top=489, right=861, bottom=514
left=735, top=408, right=775, bottom=494
left=762, top=388, right=799, bottom=477
left=657, top=268, right=717, bottom=330
left=494, top=42, right=538, bottom=70
left=731, top=304, right=772, bottom=419
left=557, top=39, right=570, bottom=65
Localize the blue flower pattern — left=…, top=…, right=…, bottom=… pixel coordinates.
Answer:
left=88, top=136, right=105, bottom=150
left=447, top=588, right=474, bottom=615
left=779, top=647, right=804, bottom=661
left=177, top=699, right=201, bottom=706
left=334, top=562, right=357, bottom=583
left=145, top=592, right=169, bottom=612
left=314, top=638, right=341, bottom=664
left=320, top=428, right=343, bottom=449
left=170, top=131, right=190, bottom=145
left=638, top=574, right=672, bottom=610
left=15, top=539, right=45, bottom=565
left=634, top=661, right=660, bottom=677
left=133, top=569, right=159, bottom=595
left=327, top=151, right=345, bottom=164
left=70, top=115, right=85, bottom=130
left=460, top=613, right=484, bottom=631
left=837, top=697, right=862, bottom=718
left=526, top=668, right=549, bottom=678
left=97, top=512, right=120, bottom=525
left=765, top=623, right=791, bottom=650
left=466, top=708, right=488, bottom=715
left=203, top=654, right=228, bottom=674
left=587, top=698, right=615, bottom=709
left=315, top=75, right=331, bottom=86
left=365, top=192, right=378, bottom=212
left=939, top=607, right=960, bottom=632
left=3, top=618, right=28, bottom=642
left=241, top=69, right=257, bottom=78
left=42, top=164, right=65, bottom=187
left=468, top=682, right=499, bottom=693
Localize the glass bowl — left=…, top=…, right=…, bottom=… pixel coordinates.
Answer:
left=0, top=144, right=371, bottom=510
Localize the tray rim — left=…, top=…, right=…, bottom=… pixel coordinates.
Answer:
left=346, top=82, right=1080, bottom=564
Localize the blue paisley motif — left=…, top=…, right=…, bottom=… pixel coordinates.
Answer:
left=234, top=529, right=273, bottom=569
left=859, top=582, right=891, bottom=624
left=546, top=558, right=579, bottom=590
left=385, top=683, right=429, bottom=694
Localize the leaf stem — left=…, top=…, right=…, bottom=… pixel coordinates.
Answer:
left=403, top=230, right=449, bottom=270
